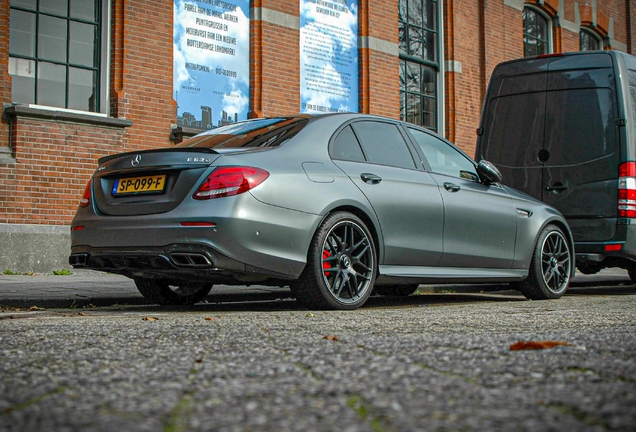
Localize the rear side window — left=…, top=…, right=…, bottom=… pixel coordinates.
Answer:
left=351, top=121, right=416, bottom=169
left=409, top=128, right=477, bottom=179
left=331, top=126, right=366, bottom=162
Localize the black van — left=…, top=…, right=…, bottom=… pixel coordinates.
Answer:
left=475, top=51, right=636, bottom=279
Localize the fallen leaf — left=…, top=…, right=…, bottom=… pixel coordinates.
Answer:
left=204, top=317, right=214, bottom=321
left=142, top=316, right=158, bottom=321
left=306, top=313, right=316, bottom=317
left=323, top=335, right=340, bottom=341
left=28, top=306, right=45, bottom=311
left=510, top=340, right=572, bottom=351
left=78, top=312, right=87, bottom=316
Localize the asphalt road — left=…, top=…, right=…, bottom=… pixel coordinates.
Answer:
left=1, top=271, right=635, bottom=431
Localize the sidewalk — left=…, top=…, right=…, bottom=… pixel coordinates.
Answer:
left=0, top=268, right=633, bottom=309
left=0, top=270, right=293, bottom=308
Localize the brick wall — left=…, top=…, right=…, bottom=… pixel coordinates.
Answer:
left=447, top=0, right=634, bottom=157
left=361, top=0, right=399, bottom=117
left=261, top=23, right=300, bottom=115
left=0, top=115, right=127, bottom=225
left=630, top=1, right=636, bottom=53
left=110, top=0, right=176, bottom=151
left=1, top=0, right=634, bottom=229
left=0, top=0, right=175, bottom=227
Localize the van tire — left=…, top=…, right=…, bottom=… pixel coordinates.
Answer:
left=518, top=225, right=572, bottom=300
left=627, top=267, right=636, bottom=284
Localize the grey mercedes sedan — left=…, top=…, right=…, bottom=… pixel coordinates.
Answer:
left=69, top=113, right=574, bottom=310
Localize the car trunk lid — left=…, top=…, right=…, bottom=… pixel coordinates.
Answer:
left=92, top=148, right=221, bottom=216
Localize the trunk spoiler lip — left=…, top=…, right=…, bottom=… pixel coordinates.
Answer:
left=98, top=147, right=219, bottom=165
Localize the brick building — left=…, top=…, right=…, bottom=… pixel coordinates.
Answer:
left=0, top=0, right=634, bottom=272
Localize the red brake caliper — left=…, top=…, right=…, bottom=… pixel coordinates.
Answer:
left=322, top=250, right=331, bottom=277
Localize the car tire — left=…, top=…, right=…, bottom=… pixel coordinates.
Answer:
left=517, top=224, right=572, bottom=300
left=374, top=284, right=419, bottom=296
left=135, top=279, right=212, bottom=305
left=293, top=212, right=376, bottom=310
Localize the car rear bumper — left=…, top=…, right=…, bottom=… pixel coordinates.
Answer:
left=70, top=193, right=322, bottom=281
left=69, top=242, right=297, bottom=283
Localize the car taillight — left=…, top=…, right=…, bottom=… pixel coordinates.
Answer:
left=79, top=180, right=91, bottom=207
left=618, top=162, right=636, bottom=218
left=193, top=167, right=269, bottom=200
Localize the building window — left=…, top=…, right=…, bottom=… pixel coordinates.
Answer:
left=9, top=0, right=103, bottom=113
left=523, top=7, right=550, bottom=57
left=399, top=0, right=439, bottom=132
left=580, top=28, right=601, bottom=51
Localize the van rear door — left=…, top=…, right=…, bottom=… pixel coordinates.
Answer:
left=541, top=54, right=619, bottom=242
left=478, top=53, right=620, bottom=243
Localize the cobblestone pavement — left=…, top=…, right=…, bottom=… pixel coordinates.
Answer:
left=0, top=271, right=635, bottom=431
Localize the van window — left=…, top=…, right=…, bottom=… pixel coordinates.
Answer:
left=481, top=93, right=545, bottom=168
left=544, top=88, right=616, bottom=165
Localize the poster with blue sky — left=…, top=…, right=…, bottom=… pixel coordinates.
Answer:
left=174, top=0, right=249, bottom=130
left=300, top=0, right=358, bottom=114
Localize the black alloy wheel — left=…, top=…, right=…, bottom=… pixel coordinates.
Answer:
left=135, top=279, right=212, bottom=305
left=294, top=212, right=376, bottom=310
left=516, top=224, right=572, bottom=300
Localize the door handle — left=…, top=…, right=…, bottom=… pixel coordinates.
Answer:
left=546, top=184, right=568, bottom=192
left=361, top=173, right=382, bottom=184
left=444, top=182, right=461, bottom=192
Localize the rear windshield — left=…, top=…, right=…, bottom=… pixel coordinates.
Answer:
left=176, top=117, right=309, bottom=149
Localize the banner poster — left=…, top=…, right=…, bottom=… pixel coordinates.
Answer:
left=300, top=0, right=358, bottom=114
left=174, top=0, right=249, bottom=130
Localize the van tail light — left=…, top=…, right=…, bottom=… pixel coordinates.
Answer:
left=193, top=167, right=269, bottom=200
left=79, top=180, right=92, bottom=207
left=618, top=162, right=636, bottom=218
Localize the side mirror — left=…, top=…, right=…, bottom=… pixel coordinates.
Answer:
left=477, top=160, right=502, bottom=184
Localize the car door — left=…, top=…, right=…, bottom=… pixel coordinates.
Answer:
left=330, top=120, right=445, bottom=266
left=408, top=127, right=518, bottom=269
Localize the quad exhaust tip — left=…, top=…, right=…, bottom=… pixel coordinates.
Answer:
left=170, top=253, right=213, bottom=267
left=69, top=253, right=89, bottom=267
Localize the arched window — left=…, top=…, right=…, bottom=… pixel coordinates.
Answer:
left=523, top=7, right=551, bottom=57
left=399, top=0, right=440, bottom=132
left=580, top=28, right=601, bottom=51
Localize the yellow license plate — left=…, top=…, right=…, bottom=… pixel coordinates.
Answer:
left=112, top=175, right=167, bottom=195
